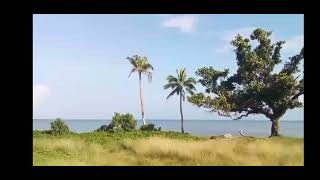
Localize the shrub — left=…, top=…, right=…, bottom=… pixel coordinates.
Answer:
left=140, top=123, right=161, bottom=131
left=50, top=118, right=70, bottom=135
left=96, top=113, right=137, bottom=132
left=96, top=125, right=109, bottom=132
left=111, top=113, right=137, bottom=131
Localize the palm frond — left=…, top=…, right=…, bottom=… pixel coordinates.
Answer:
left=184, top=77, right=196, bottom=86
left=143, top=63, right=154, bottom=71
left=167, top=88, right=179, bottom=100
left=180, top=68, right=187, bottom=82
left=186, top=88, right=195, bottom=96
left=147, top=71, right=153, bottom=82
left=128, top=68, right=137, bottom=78
left=163, top=82, right=180, bottom=90
left=128, top=55, right=154, bottom=81
left=127, top=56, right=137, bottom=68
left=164, top=68, right=196, bottom=100
left=167, top=75, right=178, bottom=83
left=184, top=84, right=196, bottom=91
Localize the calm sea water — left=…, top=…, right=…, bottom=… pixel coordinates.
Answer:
left=33, top=119, right=304, bottom=138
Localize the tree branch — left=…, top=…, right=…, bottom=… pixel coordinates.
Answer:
left=291, top=91, right=304, bottom=101
left=234, top=111, right=254, bottom=120
left=252, top=106, right=273, bottom=119
left=232, top=98, right=273, bottom=120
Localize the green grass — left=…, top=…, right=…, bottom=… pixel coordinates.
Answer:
left=33, top=130, right=304, bottom=166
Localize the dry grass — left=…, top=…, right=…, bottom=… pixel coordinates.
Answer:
left=33, top=138, right=139, bottom=166
left=33, top=135, right=303, bottom=166
left=121, top=137, right=303, bottom=165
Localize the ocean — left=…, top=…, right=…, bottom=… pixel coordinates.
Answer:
left=33, top=119, right=304, bottom=138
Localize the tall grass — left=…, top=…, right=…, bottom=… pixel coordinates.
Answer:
left=33, top=138, right=139, bottom=166
left=121, top=137, right=303, bottom=165
left=33, top=131, right=303, bottom=166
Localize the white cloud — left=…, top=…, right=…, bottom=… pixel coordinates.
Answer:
left=33, top=84, right=51, bottom=108
left=162, top=15, right=198, bottom=33
left=282, top=35, right=304, bottom=54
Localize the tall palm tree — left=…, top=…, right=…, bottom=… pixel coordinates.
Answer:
left=127, top=55, right=154, bottom=125
left=164, top=68, right=196, bottom=133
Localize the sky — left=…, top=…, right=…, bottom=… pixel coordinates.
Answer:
left=33, top=14, right=304, bottom=120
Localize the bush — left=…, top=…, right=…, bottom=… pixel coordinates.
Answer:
left=50, top=118, right=70, bottom=135
left=140, top=123, right=161, bottom=131
left=96, top=113, right=137, bottom=132
left=96, top=125, right=109, bottom=132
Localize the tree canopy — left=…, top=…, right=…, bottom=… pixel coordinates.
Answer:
left=188, top=28, right=304, bottom=122
left=164, top=68, right=197, bottom=101
left=127, top=55, right=154, bottom=81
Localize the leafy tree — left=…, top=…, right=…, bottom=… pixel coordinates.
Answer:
left=164, top=68, right=197, bottom=133
left=105, top=112, right=137, bottom=132
left=50, top=118, right=70, bottom=135
left=188, top=28, right=304, bottom=137
left=127, top=55, right=154, bottom=125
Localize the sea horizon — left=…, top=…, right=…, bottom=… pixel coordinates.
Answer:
left=33, top=118, right=304, bottom=137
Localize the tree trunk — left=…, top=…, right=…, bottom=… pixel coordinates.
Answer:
left=139, top=73, right=146, bottom=125
left=270, top=118, right=280, bottom=137
left=180, top=93, right=184, bottom=133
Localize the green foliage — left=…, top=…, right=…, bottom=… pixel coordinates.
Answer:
left=188, top=28, right=304, bottom=122
left=33, top=130, right=203, bottom=143
left=164, top=68, right=197, bottom=100
left=196, top=67, right=229, bottom=93
left=50, top=118, right=70, bottom=136
left=33, top=131, right=303, bottom=166
left=164, top=68, right=197, bottom=133
left=97, top=113, right=137, bottom=132
left=127, top=55, right=154, bottom=82
left=140, top=123, right=161, bottom=131
left=127, top=55, right=154, bottom=125
left=96, top=125, right=109, bottom=132
left=110, top=113, right=137, bottom=131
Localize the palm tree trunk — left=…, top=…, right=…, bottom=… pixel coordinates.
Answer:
left=180, top=93, right=184, bottom=133
left=139, top=73, right=146, bottom=125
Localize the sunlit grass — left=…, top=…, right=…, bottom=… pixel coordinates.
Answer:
left=33, top=131, right=303, bottom=166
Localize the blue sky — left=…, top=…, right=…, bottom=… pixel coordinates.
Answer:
left=33, top=14, right=304, bottom=120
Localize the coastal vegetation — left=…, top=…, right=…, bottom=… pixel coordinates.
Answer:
left=33, top=28, right=304, bottom=166
left=188, top=28, right=304, bottom=137
left=41, top=118, right=70, bottom=136
left=163, top=68, right=197, bottom=133
left=33, top=117, right=303, bottom=166
left=33, top=130, right=303, bottom=166
left=96, top=112, right=137, bottom=132
left=127, top=55, right=154, bottom=125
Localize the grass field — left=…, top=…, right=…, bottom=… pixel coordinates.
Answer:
left=33, top=131, right=304, bottom=166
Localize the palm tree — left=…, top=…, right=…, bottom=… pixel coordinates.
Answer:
left=164, top=68, right=196, bottom=133
left=127, top=55, right=154, bottom=125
